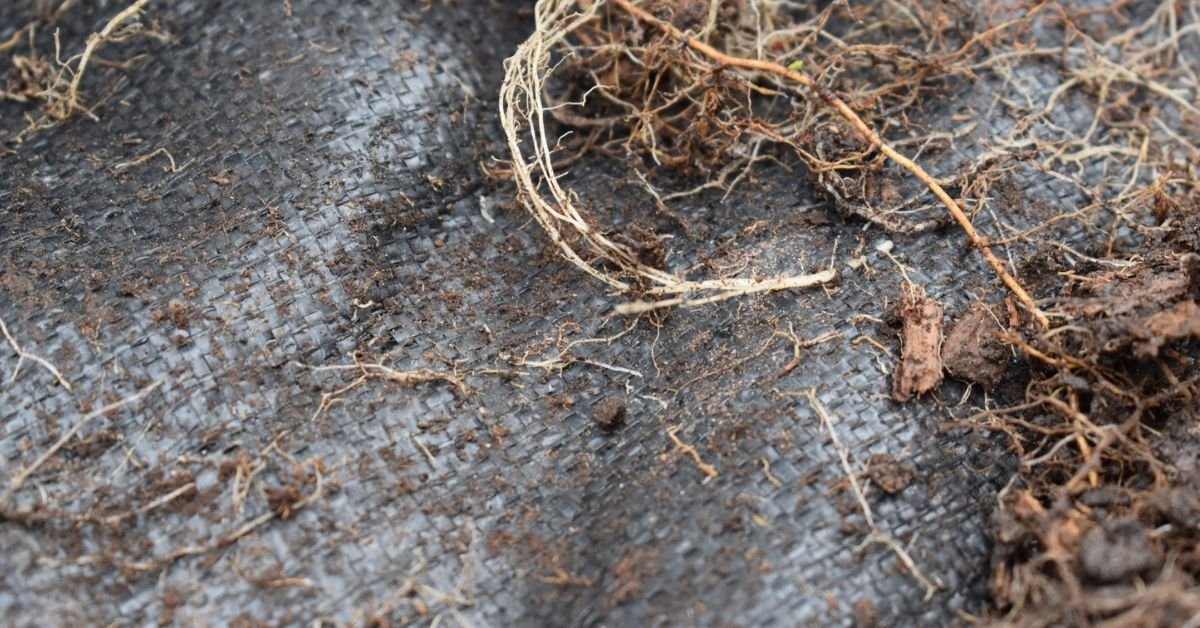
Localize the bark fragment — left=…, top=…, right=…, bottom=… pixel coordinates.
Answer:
left=892, top=284, right=944, bottom=402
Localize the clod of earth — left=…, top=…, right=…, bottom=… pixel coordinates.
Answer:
left=941, top=302, right=1009, bottom=389
left=865, top=454, right=915, bottom=496
left=1077, top=518, right=1161, bottom=584
left=852, top=597, right=878, bottom=628
left=593, top=396, right=627, bottom=432
left=1034, top=251, right=1200, bottom=360
left=1132, top=300, right=1200, bottom=359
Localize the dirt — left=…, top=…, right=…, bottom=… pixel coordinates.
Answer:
left=1130, top=298, right=1200, bottom=358
left=1045, top=252, right=1200, bottom=356
left=941, top=302, right=1009, bottom=389
left=891, top=284, right=944, bottom=402
left=984, top=211, right=1200, bottom=624
left=852, top=596, right=878, bottom=628
left=592, top=396, right=627, bottom=432
left=609, top=548, right=659, bottom=607
left=167, top=301, right=194, bottom=330
left=605, top=223, right=669, bottom=272
left=865, top=454, right=915, bottom=496
left=1077, top=518, right=1160, bottom=583
left=265, top=484, right=305, bottom=520
left=3, top=0, right=1198, bottom=626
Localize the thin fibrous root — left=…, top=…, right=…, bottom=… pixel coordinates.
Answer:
left=615, top=269, right=838, bottom=315
left=0, top=315, right=72, bottom=391
left=666, top=425, right=719, bottom=479
left=51, top=0, right=153, bottom=121
left=803, top=388, right=941, bottom=599
left=1, top=380, right=162, bottom=509
left=9, top=0, right=153, bottom=143
left=499, top=0, right=838, bottom=313
left=608, top=0, right=1048, bottom=329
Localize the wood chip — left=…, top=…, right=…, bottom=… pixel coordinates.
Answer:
left=892, top=283, right=944, bottom=402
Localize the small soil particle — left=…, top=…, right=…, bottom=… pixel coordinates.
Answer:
left=865, top=453, right=915, bottom=495
left=265, top=485, right=303, bottom=519
left=593, top=397, right=626, bottom=432
left=609, top=548, right=657, bottom=606
left=852, top=597, right=878, bottom=628
left=167, top=302, right=193, bottom=329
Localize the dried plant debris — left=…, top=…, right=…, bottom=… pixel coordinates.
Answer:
left=500, top=0, right=1200, bottom=619
left=2, top=0, right=164, bottom=142
left=3, top=0, right=1199, bottom=624
left=892, top=284, right=944, bottom=403
left=865, top=453, right=915, bottom=496
left=982, top=209, right=1200, bottom=623
left=500, top=0, right=1047, bottom=319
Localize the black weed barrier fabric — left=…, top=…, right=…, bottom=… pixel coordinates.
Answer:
left=0, top=1, right=1098, bottom=624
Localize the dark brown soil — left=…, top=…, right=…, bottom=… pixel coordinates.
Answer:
left=593, top=396, right=627, bottom=432
left=2, top=1, right=1196, bottom=626
left=852, top=596, right=878, bottom=628
left=865, top=454, right=915, bottom=496
left=942, top=302, right=1009, bottom=390
left=985, top=210, right=1200, bottom=625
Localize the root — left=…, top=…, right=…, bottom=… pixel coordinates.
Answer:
left=120, top=460, right=322, bottom=574
left=500, top=0, right=1054, bottom=324
left=6, top=0, right=156, bottom=141
left=666, top=425, right=718, bottom=479
left=112, top=146, right=181, bottom=173
left=608, top=0, right=1048, bottom=328
left=31, top=450, right=328, bottom=580
left=0, top=315, right=72, bottom=391
left=53, top=0, right=153, bottom=121
left=293, top=356, right=471, bottom=423
left=0, top=1, right=76, bottom=54
left=499, top=0, right=838, bottom=311
left=804, top=388, right=940, bottom=599
left=0, top=380, right=161, bottom=509
left=614, top=268, right=838, bottom=315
